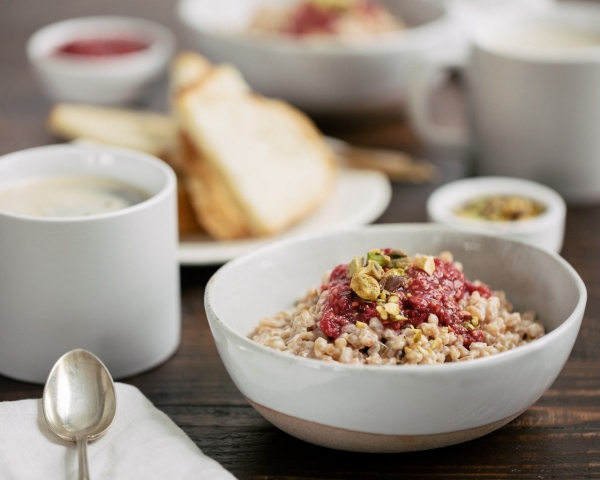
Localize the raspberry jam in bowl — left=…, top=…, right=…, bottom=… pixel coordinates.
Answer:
left=55, top=38, right=150, bottom=57
left=205, top=224, right=585, bottom=452
left=27, top=16, right=175, bottom=105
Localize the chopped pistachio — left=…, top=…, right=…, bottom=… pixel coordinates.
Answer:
left=464, top=322, right=474, bottom=331
left=394, top=315, right=406, bottom=322
left=413, top=329, right=422, bottom=343
left=360, top=260, right=384, bottom=281
left=383, top=302, right=400, bottom=316
left=404, top=347, right=412, bottom=354
left=367, top=251, right=388, bottom=268
left=388, top=249, right=408, bottom=259
left=388, top=295, right=399, bottom=304
left=378, top=292, right=387, bottom=300
left=381, top=268, right=406, bottom=291
left=431, top=338, right=442, bottom=350
left=375, top=305, right=389, bottom=320
left=356, top=321, right=367, bottom=329
left=472, top=316, right=480, bottom=326
left=347, top=255, right=364, bottom=277
left=418, top=346, right=428, bottom=356
left=351, top=273, right=380, bottom=301
left=389, top=251, right=411, bottom=269
left=414, top=255, right=436, bottom=276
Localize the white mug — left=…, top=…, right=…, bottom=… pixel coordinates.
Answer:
left=0, top=145, right=180, bottom=383
left=408, top=1, right=600, bottom=204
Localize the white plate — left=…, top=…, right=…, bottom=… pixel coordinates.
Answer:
left=178, top=168, right=391, bottom=265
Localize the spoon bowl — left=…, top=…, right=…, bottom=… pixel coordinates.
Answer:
left=43, top=349, right=117, bottom=478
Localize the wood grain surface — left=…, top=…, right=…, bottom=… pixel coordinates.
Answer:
left=1, top=0, right=599, bottom=478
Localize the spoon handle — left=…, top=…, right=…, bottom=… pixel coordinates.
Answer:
left=76, top=436, right=90, bottom=480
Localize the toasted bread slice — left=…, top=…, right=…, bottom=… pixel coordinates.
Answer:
left=170, top=51, right=213, bottom=95
left=48, top=104, right=177, bottom=160
left=175, top=87, right=337, bottom=238
left=170, top=58, right=250, bottom=174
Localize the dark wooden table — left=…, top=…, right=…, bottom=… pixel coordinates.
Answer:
left=2, top=1, right=600, bottom=478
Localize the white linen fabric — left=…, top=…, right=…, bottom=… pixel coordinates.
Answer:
left=0, top=383, right=236, bottom=480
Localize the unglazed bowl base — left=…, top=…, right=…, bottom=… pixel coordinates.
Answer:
left=248, top=398, right=525, bottom=453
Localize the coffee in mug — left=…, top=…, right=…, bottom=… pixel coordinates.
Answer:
left=0, top=176, right=151, bottom=218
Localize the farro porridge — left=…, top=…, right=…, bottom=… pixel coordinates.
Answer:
left=250, top=249, right=545, bottom=365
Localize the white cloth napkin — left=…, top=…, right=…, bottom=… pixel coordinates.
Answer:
left=0, top=383, right=236, bottom=480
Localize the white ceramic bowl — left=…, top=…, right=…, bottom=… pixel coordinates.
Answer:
left=27, top=16, right=176, bottom=106
left=427, top=177, right=567, bottom=253
left=205, top=224, right=585, bottom=452
left=178, top=0, right=463, bottom=113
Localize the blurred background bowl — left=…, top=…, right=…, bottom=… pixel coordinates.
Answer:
left=177, top=0, right=463, bottom=114
left=27, top=16, right=176, bottom=106
left=205, top=224, right=585, bottom=452
left=427, top=177, right=567, bottom=253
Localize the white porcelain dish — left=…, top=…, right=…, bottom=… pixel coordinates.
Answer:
left=178, top=168, right=391, bottom=265
left=27, top=16, right=176, bottom=106
left=205, top=224, right=585, bottom=452
left=427, top=177, right=566, bottom=253
left=177, top=0, right=463, bottom=113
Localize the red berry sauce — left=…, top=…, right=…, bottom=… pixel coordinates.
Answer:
left=56, top=38, right=149, bottom=57
left=319, top=252, right=492, bottom=347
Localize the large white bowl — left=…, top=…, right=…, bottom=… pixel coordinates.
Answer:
left=205, top=224, right=586, bottom=452
left=178, top=0, right=463, bottom=113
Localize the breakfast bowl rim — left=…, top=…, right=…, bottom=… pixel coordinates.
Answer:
left=205, top=223, right=586, bottom=374
left=177, top=0, right=452, bottom=56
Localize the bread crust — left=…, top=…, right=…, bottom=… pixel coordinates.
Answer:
left=175, top=88, right=337, bottom=238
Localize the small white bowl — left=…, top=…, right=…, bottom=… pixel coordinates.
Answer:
left=205, top=224, right=585, bottom=452
left=178, top=0, right=464, bottom=113
left=27, top=16, right=176, bottom=106
left=427, top=177, right=566, bottom=253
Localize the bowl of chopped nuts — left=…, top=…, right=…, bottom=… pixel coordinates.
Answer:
left=205, top=223, right=585, bottom=452
left=427, top=177, right=567, bottom=253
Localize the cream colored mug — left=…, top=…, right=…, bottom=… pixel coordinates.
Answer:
left=0, top=145, right=180, bottom=383
left=408, top=1, right=600, bottom=204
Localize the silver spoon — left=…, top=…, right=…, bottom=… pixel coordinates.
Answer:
left=43, top=349, right=117, bottom=480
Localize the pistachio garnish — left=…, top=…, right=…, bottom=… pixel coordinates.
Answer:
left=375, top=305, right=389, bottom=320
left=350, top=273, right=380, bottom=301
left=360, top=260, right=384, bottom=281
left=356, top=321, right=367, bottom=329
left=389, top=256, right=412, bottom=269
left=347, top=255, right=364, bottom=278
left=383, top=302, right=400, bottom=316
left=388, top=295, right=400, bottom=304
left=381, top=269, right=406, bottom=292
left=414, top=255, right=435, bottom=276
left=367, top=250, right=388, bottom=267
left=388, top=249, right=408, bottom=259
left=413, top=329, right=422, bottom=343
